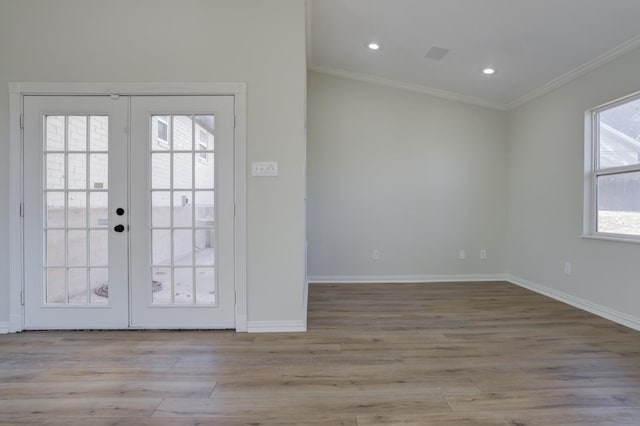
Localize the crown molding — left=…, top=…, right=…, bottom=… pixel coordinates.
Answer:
left=508, top=34, right=640, bottom=110
left=309, top=64, right=509, bottom=111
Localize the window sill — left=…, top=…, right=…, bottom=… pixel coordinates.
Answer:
left=581, top=234, right=640, bottom=245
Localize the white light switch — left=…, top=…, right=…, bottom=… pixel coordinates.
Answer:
left=252, top=161, right=278, bottom=177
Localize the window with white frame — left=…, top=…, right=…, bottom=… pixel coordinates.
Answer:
left=588, top=93, right=640, bottom=239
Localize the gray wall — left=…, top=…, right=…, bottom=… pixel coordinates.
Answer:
left=0, top=0, right=307, bottom=326
left=507, top=47, right=640, bottom=320
left=307, top=71, right=508, bottom=280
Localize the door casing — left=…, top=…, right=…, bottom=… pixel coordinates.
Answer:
left=8, top=82, right=248, bottom=333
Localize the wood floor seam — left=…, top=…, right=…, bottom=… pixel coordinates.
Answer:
left=2, top=282, right=640, bottom=424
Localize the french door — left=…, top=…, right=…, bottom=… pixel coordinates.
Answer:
left=23, top=95, right=235, bottom=329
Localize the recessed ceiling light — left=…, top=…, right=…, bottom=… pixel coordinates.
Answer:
left=482, top=67, right=496, bottom=75
left=368, top=42, right=380, bottom=51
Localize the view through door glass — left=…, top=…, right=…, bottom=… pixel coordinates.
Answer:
left=150, top=115, right=217, bottom=305
left=44, top=115, right=110, bottom=304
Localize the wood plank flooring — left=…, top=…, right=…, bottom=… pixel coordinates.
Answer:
left=2, top=282, right=640, bottom=424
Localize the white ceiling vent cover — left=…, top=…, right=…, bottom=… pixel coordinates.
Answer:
left=425, top=46, right=450, bottom=61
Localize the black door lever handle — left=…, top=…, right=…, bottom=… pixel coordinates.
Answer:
left=114, top=224, right=125, bottom=233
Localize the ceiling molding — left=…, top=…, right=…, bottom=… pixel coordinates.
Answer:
left=508, top=34, right=640, bottom=110
left=309, top=64, right=509, bottom=111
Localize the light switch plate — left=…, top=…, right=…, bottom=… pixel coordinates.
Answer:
left=252, top=161, right=278, bottom=177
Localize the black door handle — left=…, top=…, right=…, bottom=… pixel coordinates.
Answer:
left=116, top=208, right=125, bottom=216
left=114, top=224, right=125, bottom=233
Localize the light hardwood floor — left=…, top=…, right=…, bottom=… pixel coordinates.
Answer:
left=2, top=282, right=640, bottom=425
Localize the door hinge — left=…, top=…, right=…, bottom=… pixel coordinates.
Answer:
left=110, top=93, right=120, bottom=100
left=19, top=203, right=24, bottom=218
left=19, top=114, right=24, bottom=129
left=20, top=290, right=24, bottom=306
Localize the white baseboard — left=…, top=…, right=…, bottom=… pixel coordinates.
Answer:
left=507, top=274, right=640, bottom=332
left=0, top=322, right=8, bottom=334
left=308, top=274, right=507, bottom=284
left=247, top=320, right=306, bottom=333
left=235, top=314, right=248, bottom=332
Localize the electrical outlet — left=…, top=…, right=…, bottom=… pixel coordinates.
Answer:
left=564, top=262, right=572, bottom=276
left=372, top=249, right=381, bottom=261
left=458, top=249, right=466, bottom=260
left=480, top=249, right=487, bottom=260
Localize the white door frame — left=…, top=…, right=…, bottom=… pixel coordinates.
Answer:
left=8, top=82, right=248, bottom=332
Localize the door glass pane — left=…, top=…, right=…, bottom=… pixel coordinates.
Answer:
left=46, top=268, right=66, bottom=304
left=67, top=116, right=87, bottom=151
left=46, top=116, right=65, bottom=151
left=90, top=154, right=108, bottom=189
left=173, top=191, right=192, bottom=227
left=194, top=191, right=214, bottom=224
left=173, top=153, right=192, bottom=189
left=195, top=229, right=215, bottom=266
left=196, top=267, right=216, bottom=304
left=149, top=115, right=216, bottom=305
left=174, top=229, right=193, bottom=266
left=68, top=154, right=87, bottom=189
left=152, top=191, right=171, bottom=227
left=195, top=153, right=214, bottom=189
left=152, top=230, right=171, bottom=266
left=174, top=268, right=194, bottom=304
left=67, top=192, right=87, bottom=228
left=46, top=192, right=65, bottom=228
left=68, top=230, right=87, bottom=266
left=46, top=154, right=65, bottom=189
left=68, top=268, right=88, bottom=304
left=46, top=230, right=65, bottom=266
left=90, top=268, right=109, bottom=304
left=90, top=116, right=109, bottom=151
left=152, top=154, right=171, bottom=189
left=173, top=116, right=193, bottom=150
left=90, top=230, right=108, bottom=266
left=89, top=192, right=108, bottom=227
left=43, top=114, right=109, bottom=306
left=151, top=267, right=171, bottom=304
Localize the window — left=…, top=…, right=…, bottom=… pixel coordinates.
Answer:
left=156, top=116, right=169, bottom=148
left=198, top=128, right=209, bottom=163
left=587, top=93, right=640, bottom=240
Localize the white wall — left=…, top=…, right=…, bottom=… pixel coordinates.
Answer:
left=507, top=47, right=640, bottom=322
left=0, top=0, right=307, bottom=326
left=307, top=71, right=508, bottom=280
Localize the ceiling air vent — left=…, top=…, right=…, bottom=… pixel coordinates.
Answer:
left=425, top=46, right=449, bottom=61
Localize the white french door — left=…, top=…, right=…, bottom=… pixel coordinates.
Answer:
left=23, top=95, right=235, bottom=329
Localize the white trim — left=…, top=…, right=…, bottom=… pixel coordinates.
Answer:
left=308, top=274, right=507, bottom=284
left=247, top=321, right=306, bottom=333
left=507, top=275, right=640, bottom=332
left=0, top=322, right=8, bottom=334
left=581, top=234, right=640, bottom=245
left=233, top=89, right=248, bottom=333
left=8, top=88, right=23, bottom=333
left=308, top=64, right=508, bottom=111
left=509, top=35, right=640, bottom=109
left=9, top=82, right=246, bottom=96
left=8, top=82, right=248, bottom=333
left=307, top=35, right=640, bottom=112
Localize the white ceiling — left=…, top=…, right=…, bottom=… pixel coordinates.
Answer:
left=308, top=0, right=640, bottom=109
